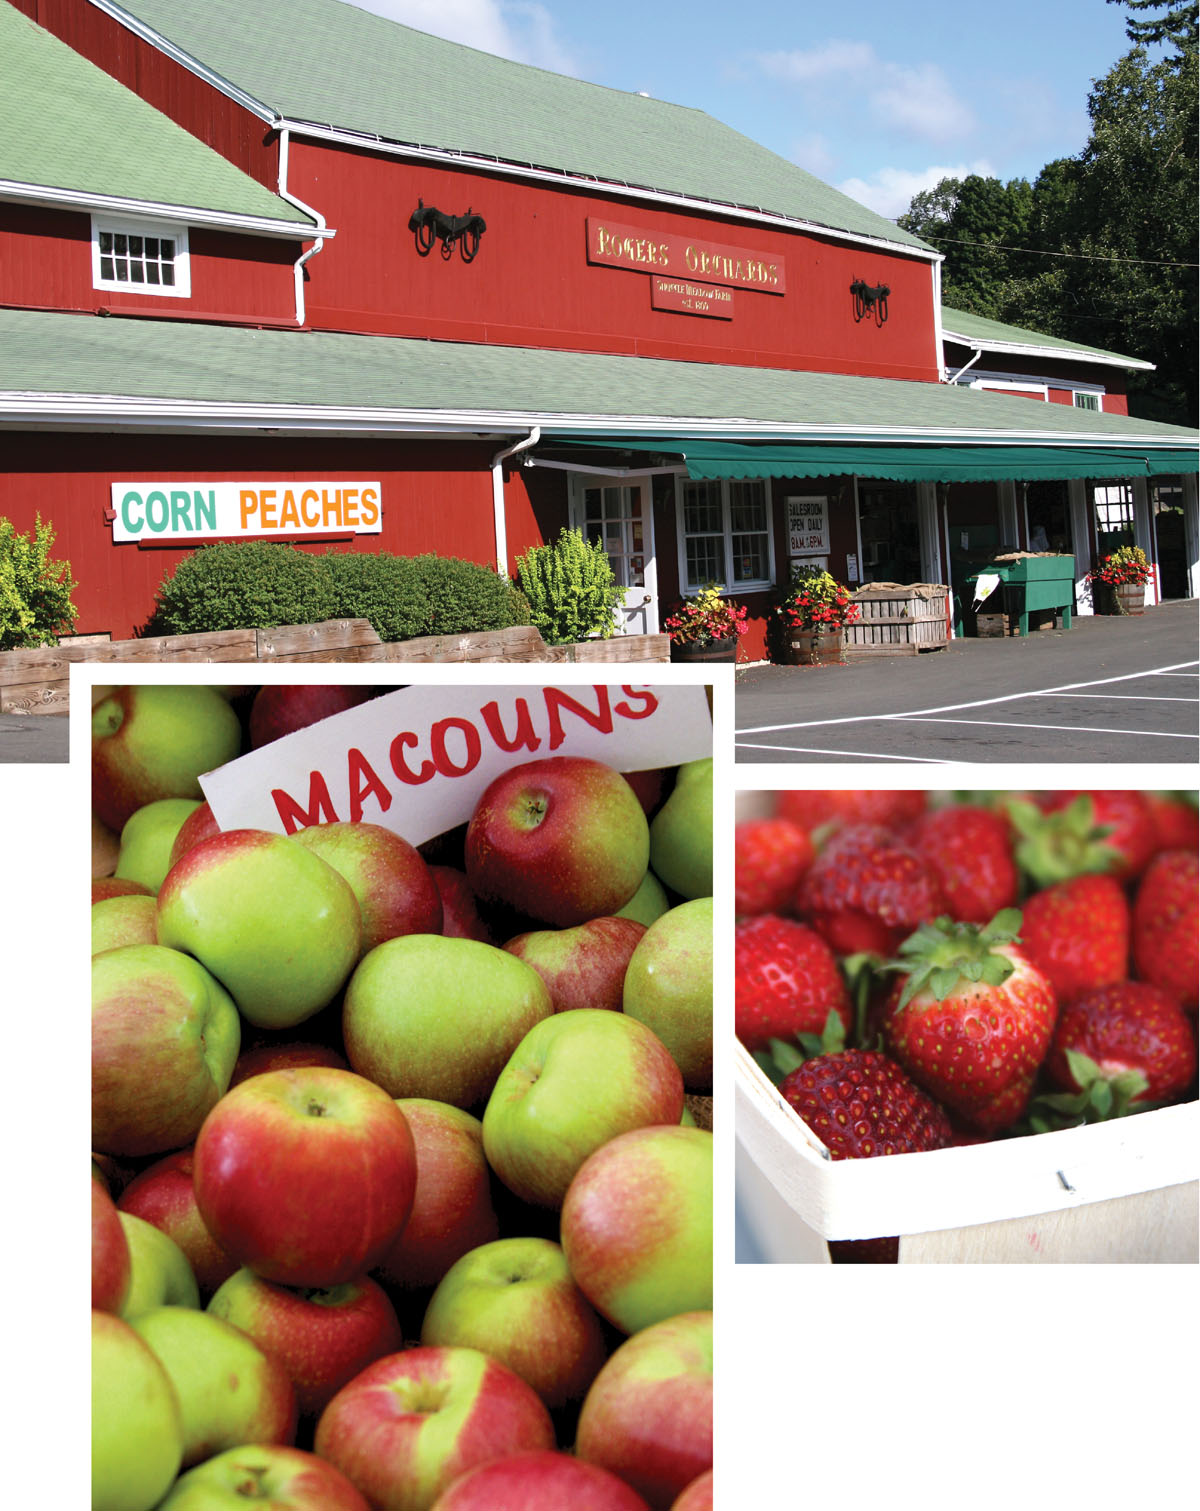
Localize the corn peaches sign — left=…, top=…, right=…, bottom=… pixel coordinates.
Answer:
left=109, top=481, right=383, bottom=543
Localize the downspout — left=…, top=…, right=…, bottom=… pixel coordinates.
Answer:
left=948, top=347, right=984, bottom=384
left=491, top=427, right=541, bottom=576
left=278, top=126, right=328, bottom=326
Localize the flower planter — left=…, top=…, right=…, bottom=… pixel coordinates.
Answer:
left=669, top=636, right=738, bottom=665
left=786, top=629, right=844, bottom=666
left=1116, top=582, right=1146, bottom=616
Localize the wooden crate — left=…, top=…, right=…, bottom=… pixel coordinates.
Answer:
left=844, top=585, right=949, bottom=657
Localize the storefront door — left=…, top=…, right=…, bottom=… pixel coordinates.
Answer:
left=572, top=478, right=659, bottom=635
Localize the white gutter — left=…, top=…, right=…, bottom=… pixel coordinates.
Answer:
left=0, top=181, right=318, bottom=240
left=277, top=128, right=330, bottom=326
left=931, top=261, right=947, bottom=383
left=948, top=348, right=984, bottom=384
left=490, top=427, right=541, bottom=575
left=941, top=328, right=1156, bottom=372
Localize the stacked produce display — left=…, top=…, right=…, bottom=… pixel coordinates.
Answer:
left=92, top=682, right=714, bottom=1511
left=736, top=788, right=1198, bottom=1262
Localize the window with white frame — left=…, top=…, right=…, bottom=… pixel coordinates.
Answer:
left=1073, top=391, right=1102, bottom=411
left=1093, top=482, right=1135, bottom=555
left=92, top=218, right=190, bottom=298
left=677, top=477, right=773, bottom=593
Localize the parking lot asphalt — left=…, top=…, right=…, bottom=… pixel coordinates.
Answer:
left=0, top=711, right=68, bottom=764
left=734, top=599, right=1200, bottom=766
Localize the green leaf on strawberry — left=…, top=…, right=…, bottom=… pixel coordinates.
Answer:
left=1006, top=794, right=1122, bottom=889
left=886, top=910, right=1023, bottom=1010
left=1025, top=1049, right=1151, bottom=1131
left=751, top=1008, right=847, bottom=1085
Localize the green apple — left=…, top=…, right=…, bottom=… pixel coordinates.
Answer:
left=119, top=1210, right=200, bottom=1316
left=92, top=684, right=243, bottom=833
left=92, top=892, right=158, bottom=955
left=622, top=897, right=714, bottom=1092
left=343, top=935, right=552, bottom=1106
left=614, top=869, right=671, bottom=926
left=115, top=798, right=203, bottom=893
left=128, top=1305, right=297, bottom=1468
left=92, top=943, right=241, bottom=1157
left=420, top=1236, right=608, bottom=1410
left=154, top=1445, right=372, bottom=1510
left=93, top=1177, right=132, bottom=1314
left=92, top=1309, right=184, bottom=1511
left=482, top=1009, right=684, bottom=1207
left=648, top=759, right=713, bottom=900
left=156, top=830, right=361, bottom=1029
left=291, top=821, right=443, bottom=959
left=561, top=1125, right=712, bottom=1335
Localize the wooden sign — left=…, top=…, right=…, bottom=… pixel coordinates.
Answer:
left=651, top=276, right=733, bottom=319
left=587, top=218, right=784, bottom=294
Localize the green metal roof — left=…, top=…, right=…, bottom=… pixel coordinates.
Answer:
left=942, top=305, right=1154, bottom=370
left=106, top=0, right=933, bottom=254
left=1, top=308, right=1195, bottom=474
left=0, top=5, right=315, bottom=230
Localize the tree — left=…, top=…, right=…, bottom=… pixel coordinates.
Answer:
left=1108, top=0, right=1198, bottom=51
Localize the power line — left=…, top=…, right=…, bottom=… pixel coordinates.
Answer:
left=915, top=233, right=1198, bottom=270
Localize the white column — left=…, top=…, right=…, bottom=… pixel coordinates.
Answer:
left=996, top=480, right=1021, bottom=548
left=1183, top=472, right=1200, bottom=601
left=1131, top=477, right=1153, bottom=608
left=1068, top=478, right=1093, bottom=615
left=916, top=482, right=941, bottom=584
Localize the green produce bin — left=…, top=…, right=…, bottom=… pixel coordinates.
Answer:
left=968, top=554, right=1075, bottom=637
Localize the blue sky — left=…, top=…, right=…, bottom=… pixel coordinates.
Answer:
left=352, top=0, right=1143, bottom=218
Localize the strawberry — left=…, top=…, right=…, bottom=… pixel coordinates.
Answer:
left=735, top=817, right=814, bottom=917
left=735, top=914, right=851, bottom=1052
left=778, top=1049, right=953, bottom=1158
left=798, top=823, right=944, bottom=958
left=1035, top=790, right=1156, bottom=881
left=776, top=789, right=927, bottom=836
left=1018, top=873, right=1130, bottom=1003
left=1042, top=981, right=1197, bottom=1117
left=882, top=911, right=1058, bottom=1133
left=1132, top=849, right=1198, bottom=1011
left=1144, top=793, right=1200, bottom=856
left=903, top=804, right=1017, bottom=924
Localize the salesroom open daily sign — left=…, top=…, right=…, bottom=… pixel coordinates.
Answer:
left=109, top=481, right=383, bottom=542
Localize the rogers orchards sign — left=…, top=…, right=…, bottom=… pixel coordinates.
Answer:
left=200, top=683, right=713, bottom=846
left=109, top=481, right=383, bottom=542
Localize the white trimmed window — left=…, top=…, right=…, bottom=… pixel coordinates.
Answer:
left=677, top=477, right=774, bottom=594
left=1073, top=391, right=1102, bottom=411
left=92, top=218, right=191, bottom=298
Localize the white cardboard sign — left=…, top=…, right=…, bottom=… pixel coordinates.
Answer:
left=200, top=682, right=711, bottom=847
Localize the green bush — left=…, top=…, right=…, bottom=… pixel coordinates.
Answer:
left=146, top=541, right=336, bottom=634
left=327, top=552, right=425, bottom=641
left=514, top=527, right=622, bottom=645
left=327, top=552, right=525, bottom=641
left=0, top=514, right=79, bottom=649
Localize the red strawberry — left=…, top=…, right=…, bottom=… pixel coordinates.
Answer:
left=1133, top=849, right=1198, bottom=1011
left=1044, top=981, right=1196, bottom=1112
left=778, top=1048, right=954, bottom=1159
left=1036, top=790, right=1155, bottom=880
left=735, top=915, right=850, bottom=1052
left=883, top=911, right=1058, bottom=1133
left=1144, top=793, right=1200, bottom=856
left=1019, top=873, right=1130, bottom=1003
left=798, top=823, right=944, bottom=958
left=903, top=804, right=1017, bottom=924
left=735, top=817, right=814, bottom=917
left=776, top=789, right=927, bottom=836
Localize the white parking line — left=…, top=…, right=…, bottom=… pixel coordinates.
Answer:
left=1032, top=692, right=1196, bottom=703
left=736, top=659, right=1200, bottom=735
left=735, top=740, right=956, bottom=762
left=898, top=716, right=1196, bottom=740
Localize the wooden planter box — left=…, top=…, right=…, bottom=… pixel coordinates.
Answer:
left=843, top=585, right=949, bottom=658
left=1, top=621, right=670, bottom=715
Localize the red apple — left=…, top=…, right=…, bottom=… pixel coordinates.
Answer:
left=92, top=876, right=152, bottom=903
left=167, top=799, right=221, bottom=869
left=670, top=1471, right=714, bottom=1511
left=155, top=1445, right=371, bottom=1510
left=503, top=916, right=647, bottom=1014
left=465, top=756, right=649, bottom=928
left=624, top=766, right=674, bottom=819
left=208, top=1268, right=403, bottom=1421
left=193, top=1067, right=417, bottom=1288
left=420, top=1237, right=608, bottom=1411
left=430, top=1450, right=652, bottom=1509
left=429, top=866, right=496, bottom=945
left=249, top=685, right=375, bottom=748
left=314, top=1345, right=556, bottom=1511
left=118, top=1149, right=238, bottom=1299
left=93, top=1176, right=132, bottom=1314
left=291, top=821, right=442, bottom=957
left=560, top=1126, right=712, bottom=1335
left=575, top=1311, right=713, bottom=1511
left=372, top=1099, right=500, bottom=1293
left=229, top=1040, right=350, bottom=1089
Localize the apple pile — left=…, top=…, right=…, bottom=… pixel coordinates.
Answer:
left=92, top=683, right=714, bottom=1511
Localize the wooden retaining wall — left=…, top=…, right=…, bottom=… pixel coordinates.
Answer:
left=1, top=621, right=671, bottom=715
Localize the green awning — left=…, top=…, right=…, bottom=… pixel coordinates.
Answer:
left=582, top=438, right=1198, bottom=483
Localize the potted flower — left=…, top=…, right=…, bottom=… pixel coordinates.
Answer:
left=773, top=564, right=860, bottom=664
left=662, top=583, right=749, bottom=663
left=1085, top=545, right=1152, bottom=616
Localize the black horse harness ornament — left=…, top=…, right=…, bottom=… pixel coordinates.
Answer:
left=409, top=200, right=486, bottom=262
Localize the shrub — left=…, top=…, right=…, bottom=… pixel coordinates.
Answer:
left=327, top=552, right=524, bottom=642
left=514, top=528, right=622, bottom=645
left=326, top=552, right=425, bottom=641
left=0, top=514, right=79, bottom=649
left=146, top=541, right=336, bottom=635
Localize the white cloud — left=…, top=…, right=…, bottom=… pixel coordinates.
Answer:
left=751, top=40, right=976, bottom=148
left=838, top=160, right=996, bottom=219
left=351, top=0, right=579, bottom=73
left=789, top=132, right=837, bottom=178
